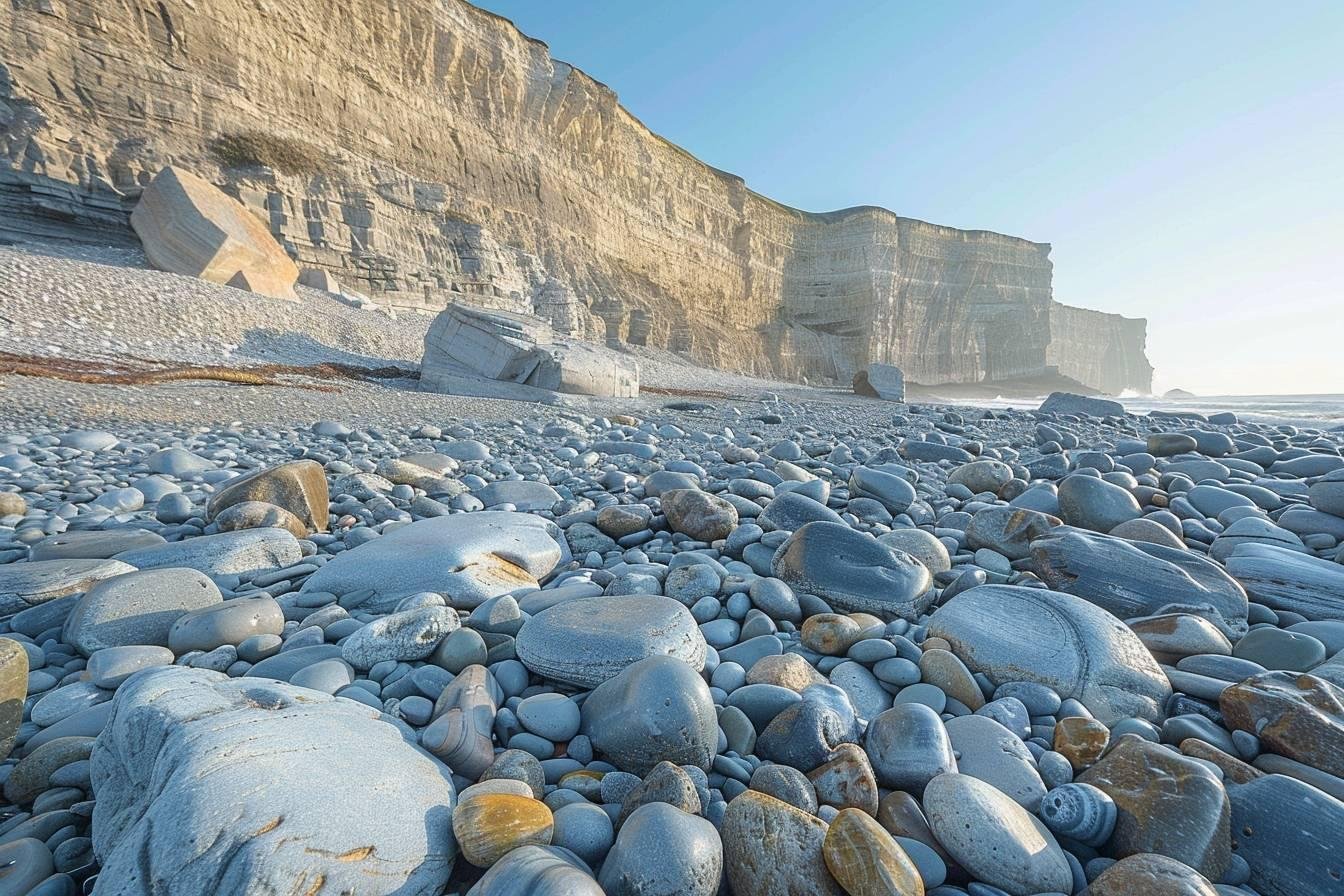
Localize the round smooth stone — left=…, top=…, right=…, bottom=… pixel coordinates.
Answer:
left=1037, top=782, right=1116, bottom=847
left=63, top=568, right=222, bottom=655
left=865, top=702, right=957, bottom=794
left=1057, top=475, right=1142, bottom=533
left=516, top=693, right=582, bottom=743
left=894, top=683, right=947, bottom=714
left=431, top=627, right=488, bottom=673
left=597, top=803, right=721, bottom=896
left=516, top=596, right=707, bottom=689
left=86, top=646, right=175, bottom=689
left=551, top=802, right=614, bottom=867
left=580, top=655, right=717, bottom=775
left=289, top=659, right=354, bottom=695
left=167, top=596, right=285, bottom=655
left=1231, top=627, right=1326, bottom=672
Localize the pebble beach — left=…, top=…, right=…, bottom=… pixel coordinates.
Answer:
left=1, top=244, right=1343, bottom=896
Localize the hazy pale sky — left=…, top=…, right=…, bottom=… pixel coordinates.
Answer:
left=475, top=1, right=1342, bottom=396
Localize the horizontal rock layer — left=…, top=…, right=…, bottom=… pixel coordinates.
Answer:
left=0, top=0, right=1150, bottom=390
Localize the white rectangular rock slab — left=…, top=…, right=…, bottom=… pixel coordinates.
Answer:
left=422, top=304, right=638, bottom=398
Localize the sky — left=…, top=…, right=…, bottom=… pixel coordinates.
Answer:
left=474, top=0, right=1343, bottom=396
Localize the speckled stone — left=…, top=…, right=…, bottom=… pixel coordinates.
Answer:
left=945, top=714, right=1046, bottom=810
left=923, top=772, right=1074, bottom=896
left=1082, top=854, right=1217, bottom=895
left=580, top=655, right=717, bottom=775
left=807, top=743, right=879, bottom=815
left=660, top=488, right=739, bottom=542
left=1220, top=671, right=1344, bottom=778
left=517, top=596, right=707, bottom=688
left=721, top=791, right=844, bottom=896
left=822, top=807, right=925, bottom=896
left=1078, top=735, right=1231, bottom=879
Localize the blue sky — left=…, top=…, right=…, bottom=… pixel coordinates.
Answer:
left=475, top=1, right=1343, bottom=395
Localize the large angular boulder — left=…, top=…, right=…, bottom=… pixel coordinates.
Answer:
left=1078, top=736, right=1231, bottom=879
left=91, top=667, right=455, bottom=895
left=1228, top=774, right=1344, bottom=896
left=421, top=304, right=638, bottom=398
left=130, top=166, right=299, bottom=300
left=300, top=511, right=564, bottom=609
left=853, top=363, right=905, bottom=402
left=927, top=584, right=1172, bottom=724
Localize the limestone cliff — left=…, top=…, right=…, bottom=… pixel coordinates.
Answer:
left=0, top=0, right=1151, bottom=391
left=1046, top=303, right=1154, bottom=396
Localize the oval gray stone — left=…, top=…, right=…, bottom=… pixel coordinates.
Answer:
left=517, top=596, right=706, bottom=688
left=300, top=511, right=562, bottom=609
left=63, top=568, right=222, bottom=656
left=927, top=584, right=1172, bottom=724
left=580, top=655, right=717, bottom=775
left=923, top=772, right=1074, bottom=896
left=772, top=521, right=933, bottom=621
left=167, top=596, right=285, bottom=655
left=90, top=666, right=455, bottom=895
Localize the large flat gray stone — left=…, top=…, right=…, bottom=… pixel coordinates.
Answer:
left=91, top=666, right=455, bottom=895
left=927, top=584, right=1172, bottom=724
left=300, top=512, right=563, bottom=609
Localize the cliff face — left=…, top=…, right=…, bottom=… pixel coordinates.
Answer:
left=0, top=0, right=1151, bottom=391
left=1046, top=303, right=1155, bottom=395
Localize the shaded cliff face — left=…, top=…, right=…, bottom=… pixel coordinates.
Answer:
left=1047, top=303, right=1155, bottom=395
left=0, top=0, right=1150, bottom=391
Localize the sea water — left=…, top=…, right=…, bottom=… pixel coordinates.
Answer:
left=965, top=393, right=1344, bottom=429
